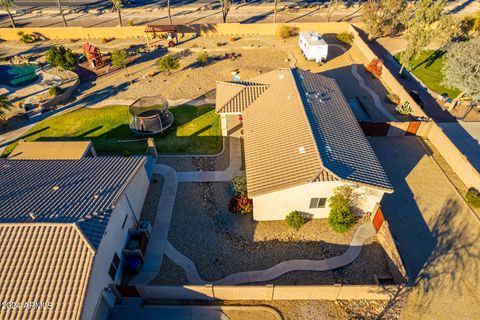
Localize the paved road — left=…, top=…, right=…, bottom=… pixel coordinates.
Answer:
left=371, top=137, right=480, bottom=320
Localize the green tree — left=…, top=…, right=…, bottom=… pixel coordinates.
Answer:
left=57, top=0, right=68, bottom=27
left=156, top=55, right=179, bottom=74
left=219, top=0, right=231, bottom=23
left=1, top=0, right=16, bottom=28
left=462, top=11, right=480, bottom=35
left=111, top=48, right=129, bottom=77
left=361, top=0, right=407, bottom=40
left=45, top=46, right=78, bottom=70
left=111, top=0, right=123, bottom=27
left=0, top=95, right=12, bottom=120
left=327, top=186, right=357, bottom=233
left=442, top=37, right=480, bottom=102
left=398, top=0, right=461, bottom=75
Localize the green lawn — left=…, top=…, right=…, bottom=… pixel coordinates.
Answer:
left=395, top=50, right=460, bottom=98
left=3, top=105, right=221, bottom=156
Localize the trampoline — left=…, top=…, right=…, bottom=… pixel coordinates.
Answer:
left=128, top=96, right=174, bottom=135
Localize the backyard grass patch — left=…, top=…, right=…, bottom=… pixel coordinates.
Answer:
left=395, top=50, right=460, bottom=98
left=3, top=105, right=221, bottom=156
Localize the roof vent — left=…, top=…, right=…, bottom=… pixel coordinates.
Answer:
left=299, top=146, right=306, bottom=154
left=29, top=212, right=36, bottom=220
left=52, top=186, right=60, bottom=191
left=279, top=74, right=284, bottom=80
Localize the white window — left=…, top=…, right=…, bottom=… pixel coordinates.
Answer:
left=309, top=198, right=327, bottom=209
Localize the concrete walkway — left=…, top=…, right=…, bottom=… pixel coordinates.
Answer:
left=165, top=222, right=376, bottom=285
left=131, top=164, right=178, bottom=285
left=330, top=44, right=397, bottom=121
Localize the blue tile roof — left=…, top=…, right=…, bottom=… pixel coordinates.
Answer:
left=0, top=156, right=146, bottom=249
left=294, top=69, right=393, bottom=191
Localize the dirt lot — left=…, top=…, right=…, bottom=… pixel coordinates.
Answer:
left=153, top=181, right=390, bottom=285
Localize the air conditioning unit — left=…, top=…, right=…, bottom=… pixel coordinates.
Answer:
left=138, top=220, right=152, bottom=238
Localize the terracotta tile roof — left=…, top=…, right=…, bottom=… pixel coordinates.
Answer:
left=216, top=68, right=393, bottom=196
left=7, top=141, right=92, bottom=160
left=0, top=223, right=94, bottom=320
left=0, top=157, right=146, bottom=249
left=215, top=81, right=270, bottom=114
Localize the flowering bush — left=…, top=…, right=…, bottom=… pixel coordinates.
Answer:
left=229, top=194, right=253, bottom=215
left=366, top=58, right=382, bottom=79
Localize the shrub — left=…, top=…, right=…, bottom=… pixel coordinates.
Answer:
left=336, top=32, right=353, bottom=44
left=18, top=31, right=35, bottom=44
left=156, top=55, right=180, bottom=74
left=386, top=93, right=401, bottom=105
left=111, top=49, right=127, bottom=69
left=328, top=186, right=356, bottom=233
left=278, top=25, right=295, bottom=39
left=285, top=211, right=305, bottom=231
left=128, top=19, right=135, bottom=26
left=466, top=188, right=480, bottom=208
left=231, top=176, right=247, bottom=196
left=396, top=101, right=413, bottom=115
left=45, top=45, right=78, bottom=70
left=48, top=86, right=62, bottom=96
left=197, top=52, right=209, bottom=65
left=366, top=58, right=382, bottom=79
left=229, top=194, right=253, bottom=215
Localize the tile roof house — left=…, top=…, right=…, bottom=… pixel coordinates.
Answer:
left=216, top=68, right=393, bottom=221
left=0, top=155, right=150, bottom=320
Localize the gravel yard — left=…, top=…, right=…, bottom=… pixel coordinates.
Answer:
left=161, top=181, right=390, bottom=285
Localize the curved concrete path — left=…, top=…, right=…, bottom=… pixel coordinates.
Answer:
left=330, top=44, right=397, bottom=121
left=164, top=222, right=375, bottom=285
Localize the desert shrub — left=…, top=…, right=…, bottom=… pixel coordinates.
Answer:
left=386, top=93, right=401, bottom=105
left=278, top=25, right=295, bottom=39
left=18, top=31, right=35, bottom=44
left=45, top=45, right=78, bottom=70
left=48, top=86, right=62, bottom=96
left=466, top=188, right=480, bottom=207
left=229, top=194, right=253, bottom=215
left=285, top=211, right=305, bottom=231
left=156, top=55, right=180, bottom=74
left=231, top=176, right=247, bottom=196
left=328, top=186, right=356, bottom=233
left=395, top=101, right=413, bottom=115
left=102, top=37, right=109, bottom=44
left=197, top=52, right=209, bottom=65
left=336, top=32, right=353, bottom=44
left=366, top=58, right=382, bottom=78
left=128, top=19, right=135, bottom=26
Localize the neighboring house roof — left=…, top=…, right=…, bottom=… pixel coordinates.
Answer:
left=0, top=223, right=94, bottom=320
left=216, top=68, right=393, bottom=196
left=7, top=141, right=93, bottom=160
left=0, top=156, right=146, bottom=249
left=215, top=81, right=270, bottom=114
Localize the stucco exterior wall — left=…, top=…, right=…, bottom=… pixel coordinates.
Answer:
left=252, top=181, right=385, bottom=221
left=82, top=166, right=149, bottom=320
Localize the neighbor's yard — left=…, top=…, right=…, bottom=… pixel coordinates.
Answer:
left=3, top=105, right=221, bottom=156
left=395, top=50, right=460, bottom=98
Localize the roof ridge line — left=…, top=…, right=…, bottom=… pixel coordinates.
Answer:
left=289, top=68, right=327, bottom=174
left=73, top=222, right=98, bottom=254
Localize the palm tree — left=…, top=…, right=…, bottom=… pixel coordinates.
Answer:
left=111, top=0, right=123, bottom=27
left=167, top=0, right=172, bottom=25
left=273, top=0, right=279, bottom=23
left=0, top=0, right=16, bottom=28
left=57, top=0, right=68, bottom=27
left=0, top=95, right=12, bottom=120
